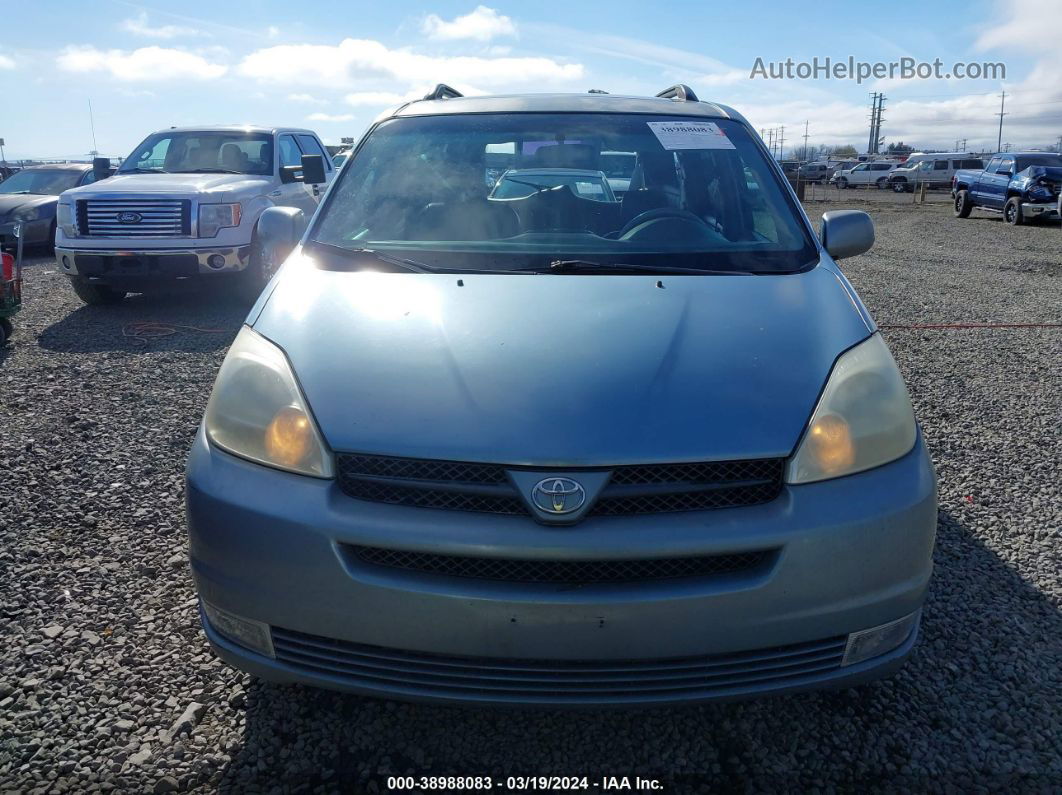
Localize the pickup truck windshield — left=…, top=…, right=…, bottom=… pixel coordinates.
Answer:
left=118, top=132, right=274, bottom=176
left=0, top=169, right=83, bottom=195
left=311, top=113, right=817, bottom=273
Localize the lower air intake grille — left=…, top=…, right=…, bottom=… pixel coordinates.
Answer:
left=347, top=545, right=774, bottom=584
left=268, top=627, right=849, bottom=703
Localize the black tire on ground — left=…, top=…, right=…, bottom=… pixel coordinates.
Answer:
left=0, top=317, right=10, bottom=346
left=954, top=190, right=972, bottom=218
left=892, top=180, right=907, bottom=193
left=876, top=177, right=889, bottom=189
left=1004, top=196, right=1024, bottom=225
left=236, top=231, right=274, bottom=301
left=70, top=278, right=127, bottom=306
left=837, top=177, right=848, bottom=189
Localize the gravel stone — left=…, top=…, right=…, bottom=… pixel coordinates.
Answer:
left=0, top=195, right=1059, bottom=791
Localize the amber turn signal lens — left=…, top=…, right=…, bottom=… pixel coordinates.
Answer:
left=806, top=414, right=855, bottom=475
left=264, top=406, right=314, bottom=468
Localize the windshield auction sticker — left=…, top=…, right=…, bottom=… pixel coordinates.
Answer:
left=647, top=121, right=736, bottom=150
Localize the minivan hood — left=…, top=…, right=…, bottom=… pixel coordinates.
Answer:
left=252, top=256, right=873, bottom=465
left=62, top=172, right=271, bottom=199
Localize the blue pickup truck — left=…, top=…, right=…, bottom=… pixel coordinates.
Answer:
left=952, top=152, right=1062, bottom=225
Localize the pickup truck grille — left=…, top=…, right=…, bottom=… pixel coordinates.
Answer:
left=76, top=199, right=191, bottom=238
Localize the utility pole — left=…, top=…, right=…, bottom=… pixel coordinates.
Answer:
left=88, top=99, right=99, bottom=158
left=867, top=93, right=886, bottom=155
left=778, top=125, right=785, bottom=160
left=802, top=120, right=809, bottom=160
left=996, top=91, right=1007, bottom=153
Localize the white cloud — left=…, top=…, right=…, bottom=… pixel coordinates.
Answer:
left=120, top=12, right=202, bottom=39
left=288, top=93, right=326, bottom=104
left=977, top=0, right=1062, bottom=53
left=0, top=54, right=13, bottom=70
left=267, top=26, right=280, bottom=39
left=57, top=46, right=227, bottom=81
left=307, top=112, right=354, bottom=122
left=422, top=6, right=516, bottom=41
left=237, top=38, right=581, bottom=88
left=345, top=90, right=419, bottom=106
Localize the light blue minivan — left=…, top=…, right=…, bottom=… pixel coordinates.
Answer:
left=186, top=85, right=937, bottom=706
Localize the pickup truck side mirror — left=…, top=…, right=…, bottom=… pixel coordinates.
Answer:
left=257, top=206, right=307, bottom=267
left=92, top=157, right=111, bottom=182
left=997, top=170, right=1011, bottom=177
left=279, top=154, right=328, bottom=186
left=820, top=210, right=874, bottom=260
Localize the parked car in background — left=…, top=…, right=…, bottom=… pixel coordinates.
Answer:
left=888, top=155, right=983, bottom=193
left=332, top=149, right=351, bottom=168
left=0, top=165, right=22, bottom=183
left=0, top=163, right=111, bottom=249
left=54, top=125, right=335, bottom=305
left=953, top=152, right=1062, bottom=225
left=835, top=161, right=896, bottom=189
left=828, top=161, right=859, bottom=183
left=797, top=162, right=830, bottom=183
left=187, top=84, right=936, bottom=708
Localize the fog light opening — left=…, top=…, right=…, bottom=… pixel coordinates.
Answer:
left=207, top=254, right=227, bottom=270
left=61, top=255, right=72, bottom=270
left=842, top=609, right=920, bottom=667
left=202, top=600, right=275, bottom=658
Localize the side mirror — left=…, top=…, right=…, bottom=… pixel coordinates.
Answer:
left=257, top=206, right=307, bottom=267
left=93, top=157, right=111, bottom=182
left=997, top=170, right=1011, bottom=177
left=300, top=154, right=327, bottom=185
left=820, top=210, right=874, bottom=260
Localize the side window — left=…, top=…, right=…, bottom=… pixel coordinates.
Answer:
left=984, top=157, right=1001, bottom=173
left=81, top=170, right=100, bottom=186
left=872, top=163, right=891, bottom=171
left=852, top=164, right=867, bottom=172
left=278, top=135, right=302, bottom=169
left=934, top=160, right=949, bottom=170
left=296, top=135, right=332, bottom=171
left=999, top=158, right=1015, bottom=174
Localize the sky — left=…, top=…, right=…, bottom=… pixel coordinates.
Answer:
left=1, top=0, right=1060, bottom=160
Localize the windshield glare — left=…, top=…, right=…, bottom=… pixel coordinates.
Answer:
left=0, top=169, right=82, bottom=195
left=311, top=113, right=817, bottom=273
left=118, top=131, right=274, bottom=175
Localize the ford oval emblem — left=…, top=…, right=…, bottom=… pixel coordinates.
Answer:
left=117, top=211, right=143, bottom=224
left=531, top=477, right=586, bottom=515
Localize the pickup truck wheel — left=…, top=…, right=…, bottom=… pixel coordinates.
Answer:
left=69, top=278, right=127, bottom=306
left=238, top=231, right=276, bottom=300
left=836, top=177, right=848, bottom=189
left=953, top=189, right=972, bottom=218
left=1004, top=197, right=1024, bottom=225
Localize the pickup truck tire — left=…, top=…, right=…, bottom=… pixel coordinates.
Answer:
left=953, top=190, right=972, bottom=218
left=891, top=180, right=908, bottom=193
left=1004, top=197, right=1024, bottom=225
left=69, top=278, right=127, bottom=306
left=237, top=231, right=276, bottom=300
left=836, top=177, right=848, bottom=189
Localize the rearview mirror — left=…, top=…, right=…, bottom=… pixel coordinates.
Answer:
left=257, top=206, right=307, bottom=266
left=93, top=157, right=111, bottom=182
left=820, top=210, right=874, bottom=260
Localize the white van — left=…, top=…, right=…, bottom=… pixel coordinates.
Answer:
left=887, top=154, right=984, bottom=193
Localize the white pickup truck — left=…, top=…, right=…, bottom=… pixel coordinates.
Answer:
left=55, top=125, right=335, bottom=304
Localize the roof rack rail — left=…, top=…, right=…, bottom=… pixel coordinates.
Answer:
left=656, top=84, right=699, bottom=103
left=423, top=84, right=463, bottom=101
left=588, top=88, right=609, bottom=94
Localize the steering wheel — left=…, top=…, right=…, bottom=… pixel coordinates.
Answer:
left=617, top=207, right=710, bottom=240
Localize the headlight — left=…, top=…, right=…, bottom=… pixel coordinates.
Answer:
left=204, top=326, right=332, bottom=477
left=57, top=203, right=76, bottom=237
left=13, top=206, right=41, bottom=222
left=198, top=202, right=242, bottom=238
left=787, top=334, right=916, bottom=484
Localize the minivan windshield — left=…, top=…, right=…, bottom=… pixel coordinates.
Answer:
left=118, top=131, right=274, bottom=176
left=311, top=113, right=817, bottom=273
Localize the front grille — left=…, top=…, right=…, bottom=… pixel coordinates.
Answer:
left=335, top=453, right=784, bottom=518
left=77, top=198, right=191, bottom=237
left=347, top=545, right=774, bottom=584
left=269, top=627, right=848, bottom=702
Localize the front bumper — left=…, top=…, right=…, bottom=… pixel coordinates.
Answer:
left=56, top=244, right=251, bottom=284
left=185, top=428, right=938, bottom=706
left=0, top=218, right=52, bottom=247
left=1020, top=201, right=1059, bottom=218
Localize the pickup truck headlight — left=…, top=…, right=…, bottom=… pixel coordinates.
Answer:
left=204, top=326, right=333, bottom=477
left=57, top=202, right=77, bottom=237
left=198, top=202, right=242, bottom=238
left=787, top=334, right=916, bottom=484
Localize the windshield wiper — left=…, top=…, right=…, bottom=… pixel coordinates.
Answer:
left=119, top=168, right=168, bottom=174
left=309, top=242, right=519, bottom=275
left=177, top=168, right=244, bottom=174
left=546, top=259, right=752, bottom=276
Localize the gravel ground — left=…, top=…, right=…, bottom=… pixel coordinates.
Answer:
left=1, top=196, right=1060, bottom=793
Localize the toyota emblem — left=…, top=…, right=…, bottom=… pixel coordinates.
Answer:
left=531, top=477, right=586, bottom=515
